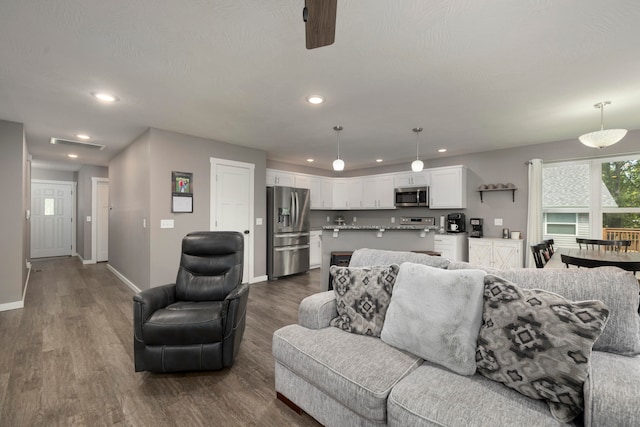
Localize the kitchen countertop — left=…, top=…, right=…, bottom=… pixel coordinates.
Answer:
left=321, top=225, right=441, bottom=231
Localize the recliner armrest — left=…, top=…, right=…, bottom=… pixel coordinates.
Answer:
left=298, top=291, right=337, bottom=330
left=133, top=284, right=177, bottom=320
left=224, top=282, right=250, bottom=332
left=584, top=351, right=640, bottom=426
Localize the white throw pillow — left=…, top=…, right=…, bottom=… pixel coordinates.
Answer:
left=380, top=262, right=486, bottom=375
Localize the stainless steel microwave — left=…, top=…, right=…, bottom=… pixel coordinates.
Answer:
left=394, top=186, right=429, bottom=207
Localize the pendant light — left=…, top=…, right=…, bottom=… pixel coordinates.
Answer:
left=411, top=127, right=424, bottom=172
left=332, top=125, right=345, bottom=171
left=579, top=101, right=627, bottom=149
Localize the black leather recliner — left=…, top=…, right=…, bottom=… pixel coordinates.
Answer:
left=133, top=231, right=249, bottom=373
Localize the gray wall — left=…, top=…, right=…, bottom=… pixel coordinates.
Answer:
left=109, top=130, right=152, bottom=290
left=31, top=168, right=75, bottom=182
left=109, top=127, right=267, bottom=291
left=76, top=165, right=109, bottom=260
left=0, top=119, right=29, bottom=306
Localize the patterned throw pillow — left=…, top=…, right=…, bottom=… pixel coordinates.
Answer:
left=476, top=275, right=609, bottom=422
left=329, top=264, right=399, bottom=337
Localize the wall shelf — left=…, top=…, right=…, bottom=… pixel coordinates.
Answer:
left=478, top=187, right=517, bottom=203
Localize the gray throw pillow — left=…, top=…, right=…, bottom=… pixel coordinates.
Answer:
left=329, top=264, right=399, bottom=337
left=476, top=275, right=610, bottom=422
left=380, top=262, right=486, bottom=375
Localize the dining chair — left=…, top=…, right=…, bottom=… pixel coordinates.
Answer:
left=543, top=239, right=555, bottom=256
left=530, top=243, right=548, bottom=268
left=576, top=238, right=631, bottom=252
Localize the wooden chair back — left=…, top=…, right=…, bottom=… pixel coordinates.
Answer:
left=530, top=243, right=548, bottom=268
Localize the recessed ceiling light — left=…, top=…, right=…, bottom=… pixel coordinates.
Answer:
left=91, top=92, right=118, bottom=102
left=438, top=148, right=447, bottom=153
left=376, top=159, right=383, bottom=162
left=76, top=134, right=91, bottom=140
left=307, top=158, right=314, bottom=162
left=306, top=95, right=324, bottom=105
left=68, top=154, right=78, bottom=159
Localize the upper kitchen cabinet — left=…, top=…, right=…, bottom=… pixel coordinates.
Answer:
left=309, top=176, right=333, bottom=209
left=266, top=169, right=310, bottom=188
left=393, top=171, right=429, bottom=188
left=266, top=169, right=295, bottom=187
left=362, top=174, right=395, bottom=209
left=333, top=178, right=364, bottom=209
left=429, top=165, right=467, bottom=209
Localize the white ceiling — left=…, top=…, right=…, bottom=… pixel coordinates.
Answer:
left=2, top=0, right=640, bottom=171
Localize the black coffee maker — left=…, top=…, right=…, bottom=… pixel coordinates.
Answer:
left=447, top=213, right=465, bottom=233
left=470, top=218, right=483, bottom=238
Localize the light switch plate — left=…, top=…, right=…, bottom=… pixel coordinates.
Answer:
left=86, top=216, right=92, bottom=222
left=494, top=218, right=503, bottom=226
left=160, top=219, right=175, bottom=229
left=256, top=218, right=263, bottom=225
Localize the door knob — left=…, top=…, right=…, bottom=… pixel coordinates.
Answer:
left=244, top=230, right=250, bottom=234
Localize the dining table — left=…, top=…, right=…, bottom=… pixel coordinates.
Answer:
left=546, top=247, right=640, bottom=274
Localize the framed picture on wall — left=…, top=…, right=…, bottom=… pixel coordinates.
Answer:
left=172, top=171, right=193, bottom=213
left=172, top=171, right=193, bottom=194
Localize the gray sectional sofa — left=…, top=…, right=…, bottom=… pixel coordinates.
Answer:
left=272, top=249, right=640, bottom=426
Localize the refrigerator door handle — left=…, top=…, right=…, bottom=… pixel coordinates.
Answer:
left=294, top=191, right=300, bottom=227
left=274, top=232, right=310, bottom=238
left=274, top=244, right=310, bottom=252
left=290, top=192, right=296, bottom=227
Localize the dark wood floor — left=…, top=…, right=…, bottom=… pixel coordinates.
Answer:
left=0, top=257, right=323, bottom=426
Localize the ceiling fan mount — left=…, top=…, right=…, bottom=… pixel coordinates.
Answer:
left=303, top=0, right=337, bottom=49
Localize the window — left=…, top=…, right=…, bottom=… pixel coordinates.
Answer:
left=545, top=213, right=577, bottom=235
left=543, top=155, right=640, bottom=250
left=44, top=198, right=55, bottom=216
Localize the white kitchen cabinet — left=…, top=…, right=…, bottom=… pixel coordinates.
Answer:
left=294, top=175, right=310, bottom=189
left=468, top=238, right=523, bottom=269
left=429, top=165, right=467, bottom=209
left=266, top=169, right=296, bottom=187
left=347, top=178, right=364, bottom=209
left=393, top=171, right=429, bottom=188
left=433, top=233, right=467, bottom=262
left=309, top=230, right=322, bottom=269
left=332, top=179, right=349, bottom=209
left=362, top=175, right=395, bottom=208
left=309, top=176, right=333, bottom=209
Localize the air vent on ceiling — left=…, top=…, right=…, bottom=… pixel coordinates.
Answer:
left=50, top=137, right=106, bottom=150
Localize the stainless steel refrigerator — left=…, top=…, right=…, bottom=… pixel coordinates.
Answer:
left=267, top=186, right=310, bottom=280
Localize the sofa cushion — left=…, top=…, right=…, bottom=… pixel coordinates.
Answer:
left=476, top=275, right=609, bottom=422
left=388, top=362, right=574, bottom=427
left=272, top=324, right=422, bottom=423
left=349, top=248, right=450, bottom=269
left=381, top=263, right=486, bottom=375
left=143, top=301, right=224, bottom=345
left=329, top=264, right=399, bottom=337
left=454, top=267, right=640, bottom=356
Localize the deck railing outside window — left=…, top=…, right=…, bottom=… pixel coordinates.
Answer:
left=602, top=228, right=640, bottom=252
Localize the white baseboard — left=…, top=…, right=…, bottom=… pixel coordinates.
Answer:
left=106, top=264, right=141, bottom=294
left=249, top=275, right=268, bottom=284
left=76, top=254, right=96, bottom=265
left=0, top=300, right=24, bottom=312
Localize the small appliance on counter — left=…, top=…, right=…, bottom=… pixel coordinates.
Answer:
left=400, top=216, right=435, bottom=226
left=502, top=228, right=510, bottom=239
left=447, top=213, right=466, bottom=233
left=469, top=218, right=483, bottom=238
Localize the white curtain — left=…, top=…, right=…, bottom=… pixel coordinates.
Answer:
left=525, top=159, right=543, bottom=267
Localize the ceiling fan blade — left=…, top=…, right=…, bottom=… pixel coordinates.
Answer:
left=305, top=0, right=337, bottom=49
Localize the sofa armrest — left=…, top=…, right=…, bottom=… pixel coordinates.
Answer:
left=298, top=291, right=337, bottom=329
left=584, top=351, right=640, bottom=427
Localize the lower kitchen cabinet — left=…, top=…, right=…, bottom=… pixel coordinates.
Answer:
left=310, top=230, right=322, bottom=269
left=433, top=233, right=467, bottom=262
left=468, top=237, right=523, bottom=269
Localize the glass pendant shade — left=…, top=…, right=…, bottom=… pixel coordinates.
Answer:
left=579, top=129, right=627, bottom=148
left=411, top=159, right=424, bottom=172
left=579, top=101, right=627, bottom=149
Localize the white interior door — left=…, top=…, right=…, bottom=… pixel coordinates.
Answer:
left=95, top=179, right=109, bottom=262
left=31, top=181, right=73, bottom=258
left=210, top=159, right=255, bottom=283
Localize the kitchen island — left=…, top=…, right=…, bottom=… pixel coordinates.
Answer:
left=320, top=225, right=440, bottom=291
